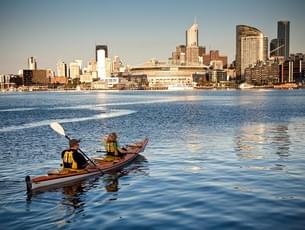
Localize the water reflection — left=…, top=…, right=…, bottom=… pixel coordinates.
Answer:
left=270, top=125, right=291, bottom=157
left=235, top=123, right=291, bottom=160
left=235, top=123, right=267, bottom=160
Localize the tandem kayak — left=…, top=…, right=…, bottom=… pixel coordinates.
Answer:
left=26, top=138, right=148, bottom=193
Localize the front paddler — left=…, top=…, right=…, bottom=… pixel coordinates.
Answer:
left=61, top=139, right=88, bottom=170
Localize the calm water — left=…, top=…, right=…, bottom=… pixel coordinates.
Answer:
left=0, top=90, right=305, bottom=230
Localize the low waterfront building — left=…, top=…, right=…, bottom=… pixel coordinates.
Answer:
left=279, top=53, right=305, bottom=83
left=0, top=74, right=23, bottom=89
left=80, top=72, right=94, bottom=83
left=50, top=76, right=67, bottom=85
left=244, top=61, right=279, bottom=85
left=23, top=69, right=52, bottom=86
left=208, top=69, right=227, bottom=83
left=130, top=65, right=208, bottom=89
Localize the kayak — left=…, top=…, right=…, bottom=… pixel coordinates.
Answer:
left=26, top=138, right=148, bottom=193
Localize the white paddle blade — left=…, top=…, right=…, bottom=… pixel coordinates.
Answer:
left=50, top=122, right=66, bottom=136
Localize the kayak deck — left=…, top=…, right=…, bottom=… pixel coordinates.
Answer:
left=26, top=138, right=148, bottom=193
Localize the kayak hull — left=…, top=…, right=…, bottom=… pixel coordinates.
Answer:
left=26, top=138, right=148, bottom=193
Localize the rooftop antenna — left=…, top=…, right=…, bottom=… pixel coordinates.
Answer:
left=194, top=16, right=197, bottom=24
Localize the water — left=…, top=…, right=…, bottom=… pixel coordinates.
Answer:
left=0, top=90, right=305, bottom=229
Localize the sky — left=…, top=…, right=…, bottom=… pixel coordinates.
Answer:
left=0, top=0, right=305, bottom=74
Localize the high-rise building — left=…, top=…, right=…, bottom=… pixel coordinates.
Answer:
left=28, top=57, right=37, bottom=70
left=263, top=36, right=269, bottom=60
left=96, top=45, right=108, bottom=80
left=69, top=61, right=81, bottom=79
left=277, top=21, right=290, bottom=59
left=56, top=61, right=67, bottom=77
left=236, top=25, right=267, bottom=79
left=186, top=23, right=199, bottom=47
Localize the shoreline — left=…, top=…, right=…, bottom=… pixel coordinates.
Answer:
left=1, top=86, right=304, bottom=93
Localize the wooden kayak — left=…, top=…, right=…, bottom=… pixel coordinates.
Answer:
left=26, top=138, right=148, bottom=193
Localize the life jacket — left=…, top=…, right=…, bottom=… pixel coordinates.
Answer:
left=62, top=150, right=78, bottom=169
left=105, top=141, right=119, bottom=156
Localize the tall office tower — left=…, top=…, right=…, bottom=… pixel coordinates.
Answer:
left=28, top=57, right=37, bottom=70
left=56, top=61, right=67, bottom=77
left=263, top=36, right=269, bottom=60
left=186, top=23, right=199, bottom=47
left=96, top=45, right=108, bottom=80
left=69, top=61, right=81, bottom=79
left=236, top=25, right=266, bottom=79
left=277, top=21, right=290, bottom=59
left=185, top=22, right=205, bottom=65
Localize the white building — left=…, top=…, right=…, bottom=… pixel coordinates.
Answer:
left=186, top=23, right=198, bottom=47
left=236, top=25, right=268, bottom=78
left=28, top=57, right=37, bottom=70
left=96, top=45, right=108, bottom=80
left=56, top=61, right=67, bottom=77
left=69, top=61, right=81, bottom=79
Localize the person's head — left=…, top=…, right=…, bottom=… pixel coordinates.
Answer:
left=106, top=132, right=117, bottom=142
left=69, top=139, right=80, bottom=149
left=111, top=132, right=118, bottom=140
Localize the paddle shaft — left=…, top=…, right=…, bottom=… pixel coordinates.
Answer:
left=64, top=135, right=98, bottom=168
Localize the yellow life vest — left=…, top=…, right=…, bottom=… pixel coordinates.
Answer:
left=63, top=150, right=78, bottom=169
left=105, top=142, right=119, bottom=156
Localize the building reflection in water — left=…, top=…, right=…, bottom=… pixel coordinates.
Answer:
left=235, top=122, right=291, bottom=161
left=270, top=125, right=291, bottom=157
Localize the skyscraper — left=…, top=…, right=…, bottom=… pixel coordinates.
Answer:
left=185, top=22, right=205, bottom=65
left=236, top=25, right=267, bottom=79
left=69, top=61, right=81, bottom=79
left=96, top=45, right=108, bottom=80
left=186, top=23, right=198, bottom=47
left=56, top=61, right=67, bottom=77
left=28, top=57, right=37, bottom=70
left=277, top=21, right=290, bottom=59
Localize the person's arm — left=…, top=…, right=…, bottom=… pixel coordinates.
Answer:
left=61, top=150, right=65, bottom=159
left=73, top=151, right=88, bottom=169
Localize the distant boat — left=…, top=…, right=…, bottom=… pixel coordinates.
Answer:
left=239, top=83, right=255, bottom=89
left=168, top=83, right=193, bottom=91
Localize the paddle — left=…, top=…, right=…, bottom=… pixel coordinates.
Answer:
left=50, top=122, right=99, bottom=169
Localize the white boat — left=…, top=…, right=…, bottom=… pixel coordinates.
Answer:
left=239, top=83, right=255, bottom=89
left=168, top=83, right=193, bottom=91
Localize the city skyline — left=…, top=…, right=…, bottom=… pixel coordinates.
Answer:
left=1, top=0, right=305, bottom=74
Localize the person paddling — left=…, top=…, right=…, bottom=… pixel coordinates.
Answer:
left=104, top=132, right=128, bottom=157
left=62, top=139, right=88, bottom=169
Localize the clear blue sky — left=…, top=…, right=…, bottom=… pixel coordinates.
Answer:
left=0, top=0, right=304, bottom=74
